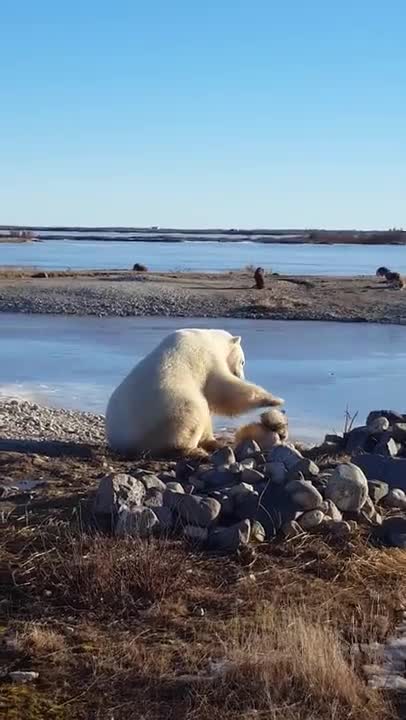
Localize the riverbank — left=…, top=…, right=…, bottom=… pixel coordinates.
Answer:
left=0, top=269, right=405, bottom=323
left=1, top=399, right=406, bottom=719
left=2, top=226, right=406, bottom=244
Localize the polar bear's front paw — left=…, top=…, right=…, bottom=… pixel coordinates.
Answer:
left=260, top=393, right=284, bottom=407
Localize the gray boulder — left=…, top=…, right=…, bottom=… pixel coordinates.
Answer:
left=375, top=516, right=406, bottom=548
left=93, top=473, right=146, bottom=516
left=138, top=474, right=166, bottom=492
left=116, top=507, right=159, bottom=537
left=352, top=454, right=406, bottom=491
left=256, top=484, right=298, bottom=539
left=144, top=489, right=164, bottom=508
left=267, top=444, right=303, bottom=469
left=374, top=437, right=398, bottom=457
left=367, top=416, right=390, bottom=434
left=298, top=509, right=325, bottom=530
left=263, top=461, right=287, bottom=484
left=177, top=495, right=221, bottom=527
left=153, top=506, right=173, bottom=531
left=393, top=423, right=406, bottom=443
left=321, top=499, right=342, bottom=521
left=235, top=439, right=261, bottom=461
left=211, top=446, right=236, bottom=467
left=288, top=458, right=319, bottom=480
left=325, top=463, right=368, bottom=512
left=285, top=478, right=323, bottom=510
left=384, top=488, right=406, bottom=510
left=183, top=525, right=208, bottom=543
left=368, top=480, right=389, bottom=504
left=241, top=468, right=265, bottom=485
left=207, top=519, right=251, bottom=552
left=165, top=481, right=185, bottom=493
left=367, top=410, right=404, bottom=426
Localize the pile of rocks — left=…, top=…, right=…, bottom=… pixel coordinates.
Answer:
left=92, top=413, right=406, bottom=552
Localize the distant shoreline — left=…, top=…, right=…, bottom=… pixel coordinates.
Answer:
left=1, top=227, right=405, bottom=245
left=0, top=269, right=405, bottom=324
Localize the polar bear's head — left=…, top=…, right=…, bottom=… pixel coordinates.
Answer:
left=227, top=335, right=245, bottom=379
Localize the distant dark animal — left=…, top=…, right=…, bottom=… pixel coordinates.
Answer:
left=132, top=263, right=148, bottom=272
left=376, top=266, right=390, bottom=277
left=385, top=270, right=404, bottom=289
left=254, top=267, right=265, bottom=289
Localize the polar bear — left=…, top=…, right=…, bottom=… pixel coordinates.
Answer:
left=105, top=328, right=283, bottom=457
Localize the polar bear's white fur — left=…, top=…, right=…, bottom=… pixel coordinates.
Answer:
left=105, top=328, right=283, bottom=457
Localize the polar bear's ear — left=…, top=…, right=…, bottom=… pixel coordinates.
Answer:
left=231, top=336, right=241, bottom=345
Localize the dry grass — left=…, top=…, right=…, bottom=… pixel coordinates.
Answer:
left=1, top=443, right=405, bottom=719
left=19, top=624, right=66, bottom=657
left=187, top=606, right=388, bottom=720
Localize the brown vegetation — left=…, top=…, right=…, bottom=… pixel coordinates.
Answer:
left=1, top=445, right=405, bottom=719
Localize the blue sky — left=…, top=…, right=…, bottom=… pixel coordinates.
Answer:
left=0, top=1, right=405, bottom=228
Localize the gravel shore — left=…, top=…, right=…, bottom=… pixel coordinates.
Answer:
left=0, top=398, right=105, bottom=445
left=0, top=269, right=405, bottom=323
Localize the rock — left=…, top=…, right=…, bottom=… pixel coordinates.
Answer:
left=282, top=520, right=303, bottom=538
left=367, top=416, right=390, bottom=434
left=321, top=499, right=342, bottom=521
left=263, top=461, right=287, bottom=484
left=325, top=463, right=368, bottom=512
left=241, top=468, right=265, bottom=484
left=211, top=491, right=234, bottom=517
left=325, top=433, right=344, bottom=446
left=251, top=520, right=266, bottom=543
left=392, top=423, right=406, bottom=443
left=233, top=491, right=260, bottom=521
left=187, top=476, right=206, bottom=492
left=176, top=459, right=197, bottom=481
left=163, top=489, right=185, bottom=510
left=367, top=410, right=404, bottom=426
left=235, top=439, right=261, bottom=461
left=177, top=495, right=221, bottom=527
left=207, top=519, right=251, bottom=552
left=298, top=509, right=325, bottom=530
left=374, top=437, right=399, bottom=457
left=165, top=481, right=185, bottom=493
left=323, top=519, right=352, bottom=540
left=288, top=458, right=319, bottom=480
left=144, top=489, right=164, bottom=508
left=352, top=454, right=406, bottom=491
left=285, top=478, right=323, bottom=510
left=138, top=474, right=166, bottom=492
left=116, top=507, right=159, bottom=537
left=93, top=473, right=146, bottom=516
left=183, top=525, right=208, bottom=543
left=267, top=444, right=303, bottom=469
left=153, top=506, right=173, bottom=531
left=360, top=495, right=379, bottom=524
left=9, top=671, right=39, bottom=684
left=201, top=467, right=236, bottom=488
left=375, top=516, right=406, bottom=548
left=240, top=458, right=255, bottom=470
left=256, top=484, right=298, bottom=539
left=368, top=480, right=389, bottom=504
left=211, top=446, right=235, bottom=467
left=228, top=482, right=255, bottom=498
left=344, top=427, right=374, bottom=454
left=158, top=471, right=176, bottom=482
left=384, top=488, right=406, bottom=510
